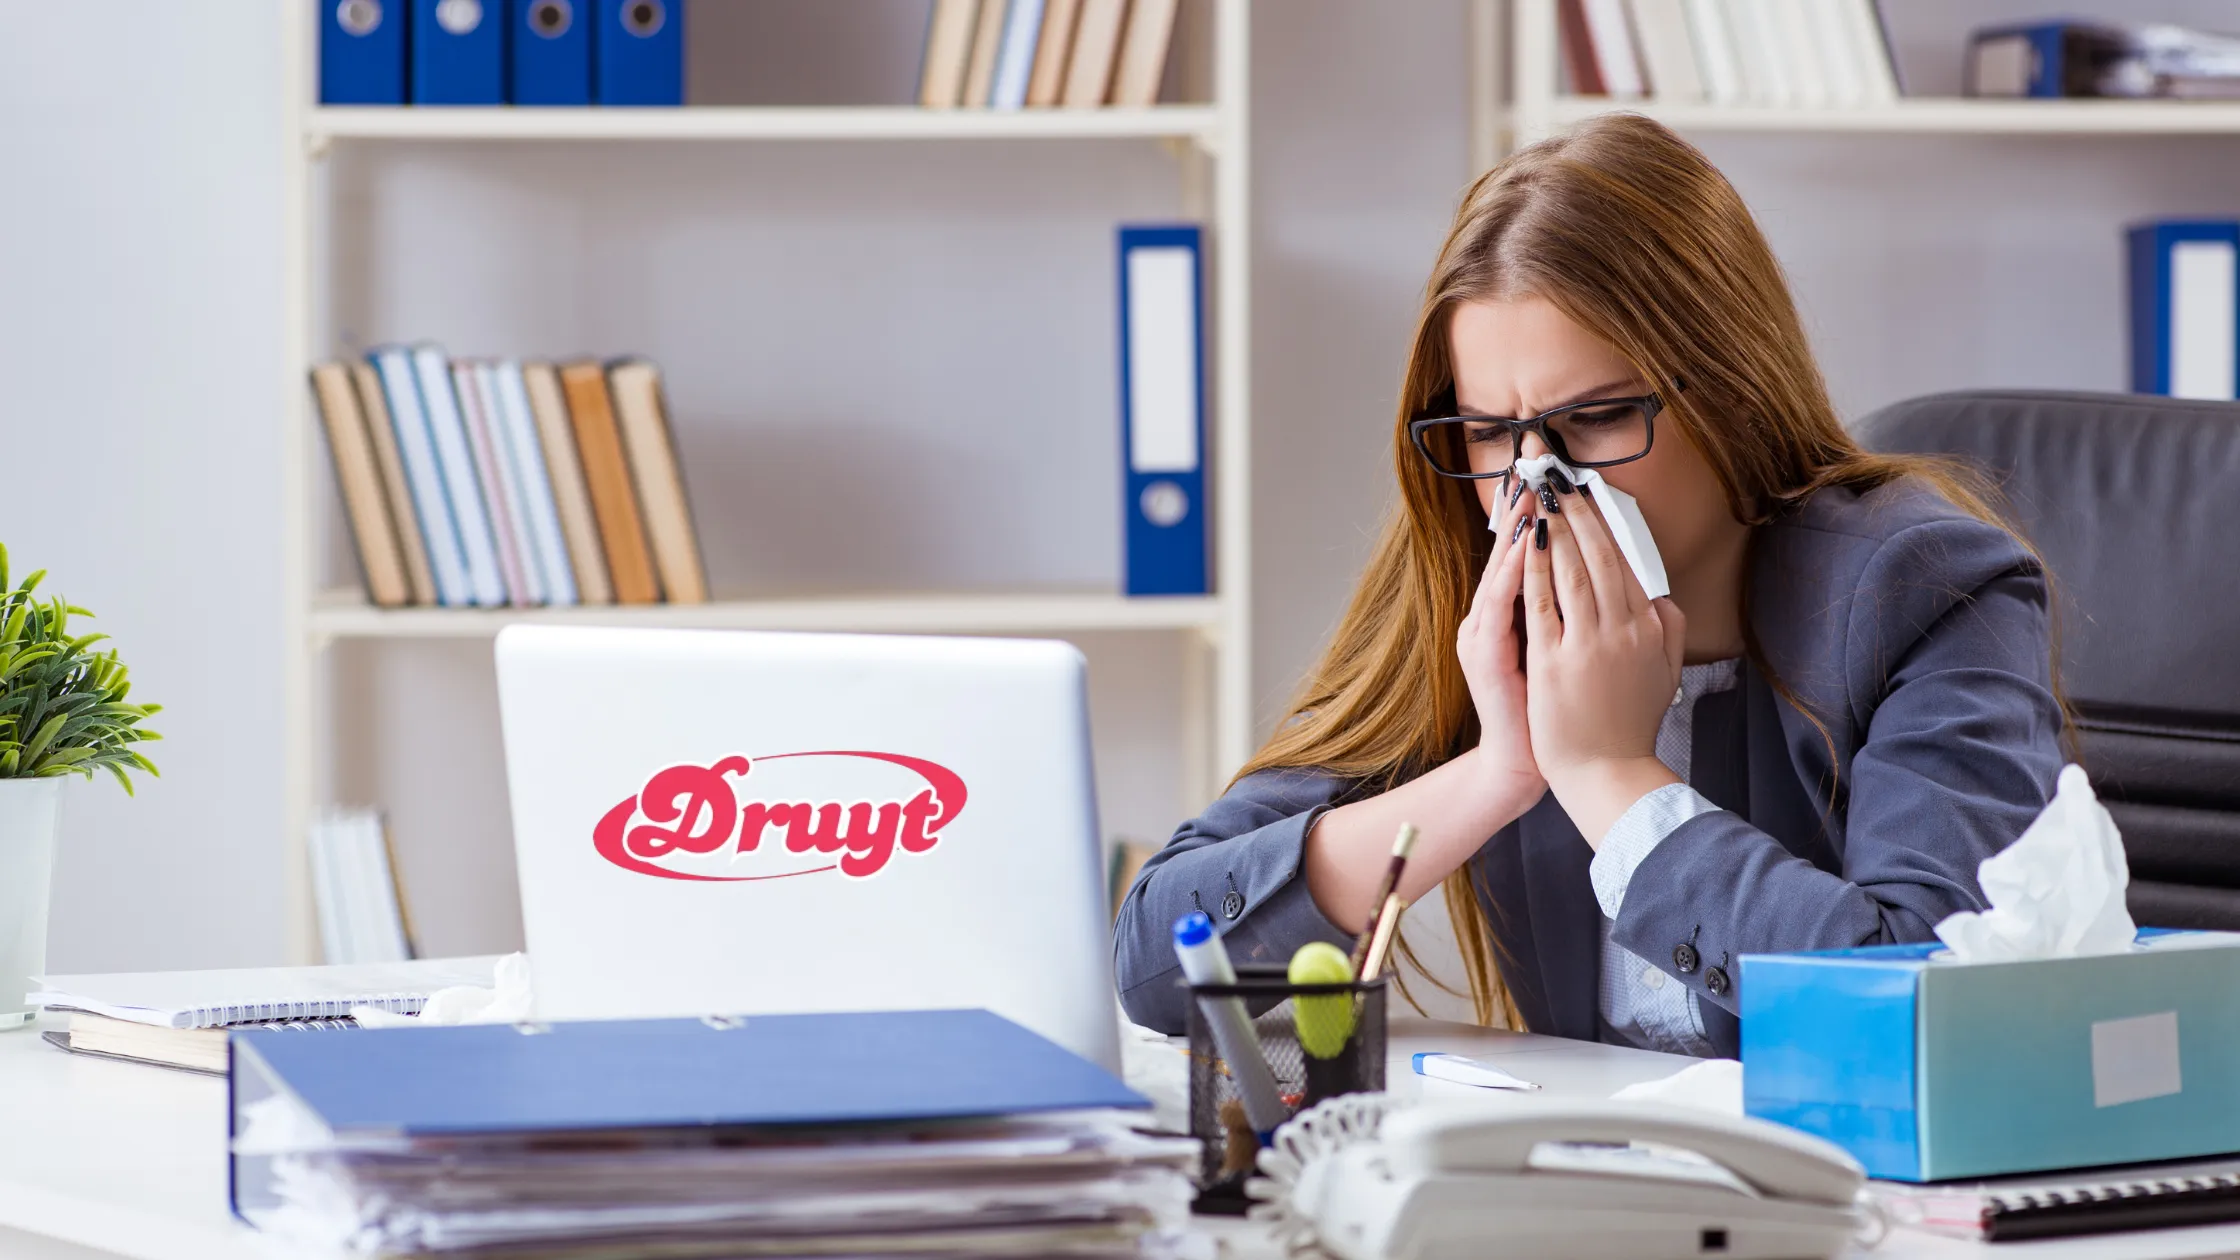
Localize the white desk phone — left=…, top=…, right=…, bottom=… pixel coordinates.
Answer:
left=1253, top=1093, right=1876, bottom=1260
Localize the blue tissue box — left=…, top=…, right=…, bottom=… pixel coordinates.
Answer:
left=1741, top=931, right=2240, bottom=1182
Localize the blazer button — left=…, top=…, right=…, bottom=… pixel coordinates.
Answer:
left=1221, top=890, right=1245, bottom=920
left=1705, top=966, right=1731, bottom=998
left=1672, top=942, right=1699, bottom=974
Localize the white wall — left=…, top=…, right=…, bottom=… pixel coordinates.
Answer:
left=6, top=0, right=2235, bottom=976
left=0, top=2, right=287, bottom=971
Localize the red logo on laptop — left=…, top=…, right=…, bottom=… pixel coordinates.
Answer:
left=593, top=752, right=967, bottom=882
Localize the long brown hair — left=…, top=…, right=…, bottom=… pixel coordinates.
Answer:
left=1237, top=113, right=2046, bottom=1026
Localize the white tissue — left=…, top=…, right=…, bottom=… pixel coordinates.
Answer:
left=1933, top=765, right=2137, bottom=963
left=1609, top=1058, right=1744, bottom=1117
left=1505, top=455, right=1671, bottom=600
left=352, top=952, right=536, bottom=1028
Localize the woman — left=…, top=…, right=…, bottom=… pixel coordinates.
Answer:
left=1113, top=115, right=2065, bottom=1057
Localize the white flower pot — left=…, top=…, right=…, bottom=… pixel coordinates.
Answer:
left=0, top=779, right=61, bottom=1030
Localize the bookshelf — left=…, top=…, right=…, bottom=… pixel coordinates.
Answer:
left=276, top=3, right=1254, bottom=965
left=1479, top=0, right=2240, bottom=169
left=308, top=589, right=1223, bottom=640
left=307, top=104, right=1225, bottom=145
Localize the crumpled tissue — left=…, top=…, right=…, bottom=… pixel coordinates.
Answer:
left=1117, top=1004, right=1191, bottom=1135
left=353, top=952, right=536, bottom=1028
left=1933, top=764, right=2137, bottom=963
left=1610, top=1057, right=1744, bottom=1117
left=1509, top=454, right=1670, bottom=600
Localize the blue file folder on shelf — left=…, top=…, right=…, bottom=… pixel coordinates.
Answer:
left=412, top=0, right=504, bottom=105
left=1118, top=225, right=1210, bottom=597
left=369, top=348, right=471, bottom=606
left=321, top=0, right=407, bottom=104
left=597, top=0, right=685, bottom=106
left=2129, top=220, right=2240, bottom=400
left=228, top=1008, right=1147, bottom=1220
left=513, top=0, right=592, bottom=105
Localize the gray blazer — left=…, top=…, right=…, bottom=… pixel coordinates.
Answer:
left=1113, top=480, right=2065, bottom=1058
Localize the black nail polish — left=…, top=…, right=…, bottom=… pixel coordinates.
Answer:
left=1508, top=476, right=1528, bottom=508
left=1534, top=519, right=1548, bottom=551
left=1510, top=514, right=1531, bottom=544
left=1538, top=485, right=1563, bottom=514
left=1549, top=468, right=1576, bottom=495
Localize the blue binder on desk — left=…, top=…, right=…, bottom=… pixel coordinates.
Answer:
left=513, top=0, right=592, bottom=105
left=412, top=0, right=504, bottom=104
left=1118, top=225, right=1209, bottom=597
left=596, top=0, right=684, bottom=105
left=228, top=1009, right=1145, bottom=1218
left=321, top=0, right=407, bottom=104
left=2128, top=220, right=2240, bottom=400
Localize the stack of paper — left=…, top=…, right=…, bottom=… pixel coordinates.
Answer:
left=231, top=1008, right=1198, bottom=1259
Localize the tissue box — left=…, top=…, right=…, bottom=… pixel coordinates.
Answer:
left=1741, top=931, right=2240, bottom=1182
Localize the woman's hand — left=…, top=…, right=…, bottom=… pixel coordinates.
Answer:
left=1521, top=479, right=1687, bottom=846
left=1456, top=476, right=1545, bottom=819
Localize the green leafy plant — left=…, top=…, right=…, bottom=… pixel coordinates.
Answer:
left=0, top=545, right=160, bottom=793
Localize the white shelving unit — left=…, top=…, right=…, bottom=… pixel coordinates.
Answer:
left=276, top=3, right=1254, bottom=965
left=1478, top=0, right=2240, bottom=169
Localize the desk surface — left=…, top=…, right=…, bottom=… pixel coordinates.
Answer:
left=6, top=1014, right=2240, bottom=1260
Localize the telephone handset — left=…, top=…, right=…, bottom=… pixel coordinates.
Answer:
left=1282, top=1097, right=1871, bottom=1260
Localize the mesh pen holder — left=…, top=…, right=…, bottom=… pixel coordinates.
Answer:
left=1184, top=965, right=1388, bottom=1214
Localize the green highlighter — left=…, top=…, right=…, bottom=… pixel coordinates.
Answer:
left=1290, top=941, right=1358, bottom=1106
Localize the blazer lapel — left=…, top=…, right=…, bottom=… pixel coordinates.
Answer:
left=1744, top=662, right=1839, bottom=868
left=1514, top=794, right=1602, bottom=1041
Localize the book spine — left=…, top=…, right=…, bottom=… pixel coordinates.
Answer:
left=350, top=362, right=438, bottom=605
left=1026, top=0, right=1082, bottom=106
left=1060, top=0, right=1127, bottom=106
left=453, top=362, right=535, bottom=606
left=561, top=361, right=660, bottom=604
left=1110, top=0, right=1181, bottom=107
left=309, top=363, right=411, bottom=608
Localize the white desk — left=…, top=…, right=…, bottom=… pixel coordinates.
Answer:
left=5, top=1014, right=2240, bottom=1260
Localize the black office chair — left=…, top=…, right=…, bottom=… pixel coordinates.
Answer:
left=1857, top=389, right=2240, bottom=929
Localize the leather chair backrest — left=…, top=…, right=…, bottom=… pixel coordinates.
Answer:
left=1857, top=390, right=2240, bottom=927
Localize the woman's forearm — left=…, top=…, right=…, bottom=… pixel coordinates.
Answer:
left=1301, top=748, right=1542, bottom=934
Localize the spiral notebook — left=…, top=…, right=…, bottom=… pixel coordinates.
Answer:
left=29, top=956, right=500, bottom=1029
left=1873, top=1154, right=2240, bottom=1241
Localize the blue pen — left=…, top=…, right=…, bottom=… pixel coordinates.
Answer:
left=1172, top=912, right=1289, bottom=1138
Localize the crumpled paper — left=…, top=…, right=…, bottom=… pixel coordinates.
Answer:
left=1934, top=764, right=2137, bottom=962
left=1509, top=453, right=1671, bottom=600
left=1610, top=1057, right=1744, bottom=1116
left=353, top=952, right=535, bottom=1028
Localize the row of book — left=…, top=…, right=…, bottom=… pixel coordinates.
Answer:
left=1562, top=0, right=1900, bottom=107
left=311, top=348, right=707, bottom=609
left=321, top=0, right=682, bottom=107
left=918, top=0, right=1180, bottom=110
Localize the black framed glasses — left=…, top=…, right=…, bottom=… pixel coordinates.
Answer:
left=1408, top=392, right=1665, bottom=480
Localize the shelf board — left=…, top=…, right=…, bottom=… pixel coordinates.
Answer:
left=1546, top=97, right=2240, bottom=135
left=309, top=589, right=1224, bottom=639
left=306, top=105, right=1223, bottom=145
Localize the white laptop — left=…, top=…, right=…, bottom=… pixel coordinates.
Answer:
left=493, top=625, right=1121, bottom=1070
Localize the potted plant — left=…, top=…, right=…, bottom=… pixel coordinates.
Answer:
left=0, top=546, right=159, bottom=1027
